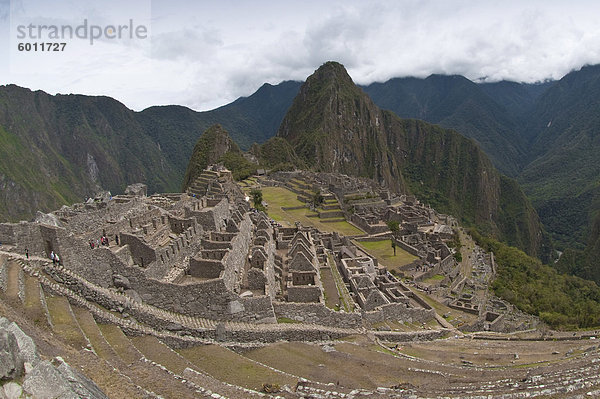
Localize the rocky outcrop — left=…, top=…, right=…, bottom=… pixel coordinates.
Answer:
left=182, top=124, right=245, bottom=190
left=0, top=316, right=108, bottom=399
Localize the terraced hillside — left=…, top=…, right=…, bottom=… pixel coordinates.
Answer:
left=3, top=250, right=600, bottom=398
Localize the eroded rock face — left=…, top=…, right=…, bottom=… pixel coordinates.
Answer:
left=3, top=382, right=22, bottom=399
left=0, top=317, right=108, bottom=399
left=113, top=273, right=132, bottom=290
left=1, top=319, right=40, bottom=366
left=23, top=360, right=76, bottom=399
left=0, top=329, right=24, bottom=381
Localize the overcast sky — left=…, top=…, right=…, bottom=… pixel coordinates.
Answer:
left=2, top=0, right=600, bottom=111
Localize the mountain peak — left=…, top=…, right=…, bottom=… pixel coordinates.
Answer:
left=304, top=61, right=356, bottom=93
left=274, top=63, right=548, bottom=259
left=181, top=124, right=241, bottom=190
left=311, top=61, right=352, bottom=80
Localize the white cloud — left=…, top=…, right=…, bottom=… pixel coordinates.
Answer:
left=4, top=0, right=600, bottom=111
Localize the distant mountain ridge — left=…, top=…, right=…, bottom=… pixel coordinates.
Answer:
left=0, top=82, right=301, bottom=222
left=2, top=63, right=600, bottom=278
left=516, top=65, right=600, bottom=278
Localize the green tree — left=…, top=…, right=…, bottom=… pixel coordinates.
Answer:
left=387, top=220, right=400, bottom=235
left=250, top=188, right=264, bottom=211
left=312, top=191, right=324, bottom=207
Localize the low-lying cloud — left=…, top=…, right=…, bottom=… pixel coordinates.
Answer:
left=3, top=0, right=600, bottom=111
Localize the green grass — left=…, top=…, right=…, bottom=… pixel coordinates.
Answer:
left=45, top=296, right=89, bottom=349
left=98, top=324, right=143, bottom=365
left=320, top=267, right=340, bottom=310
left=277, top=317, right=302, bottom=324
left=354, top=239, right=417, bottom=272
left=261, top=186, right=364, bottom=235
left=327, top=254, right=354, bottom=312
left=424, top=274, right=445, bottom=283
left=178, top=344, right=296, bottom=391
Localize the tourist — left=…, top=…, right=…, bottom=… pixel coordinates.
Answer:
left=50, top=250, right=55, bottom=264
left=25, top=248, right=29, bottom=259
left=55, top=253, right=60, bottom=266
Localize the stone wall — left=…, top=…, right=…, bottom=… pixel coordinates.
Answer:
left=373, top=329, right=448, bottom=342
left=264, top=236, right=278, bottom=299
left=273, top=301, right=433, bottom=328
left=0, top=222, right=44, bottom=256
left=273, top=302, right=361, bottom=328
left=53, top=198, right=138, bottom=234
left=217, top=326, right=350, bottom=343
left=189, top=258, right=223, bottom=278
left=394, top=237, right=420, bottom=257
left=0, top=223, right=16, bottom=246
left=0, top=255, right=7, bottom=292
left=45, top=258, right=274, bottom=322
left=188, top=197, right=230, bottom=231
left=287, top=285, right=322, bottom=303
left=220, top=213, right=252, bottom=292
left=363, top=303, right=435, bottom=325
left=119, top=233, right=156, bottom=268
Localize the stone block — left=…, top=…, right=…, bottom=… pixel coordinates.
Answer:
left=5, top=321, right=40, bottom=366
left=2, top=382, right=22, bottom=399
left=0, top=330, right=23, bottom=381
left=23, top=360, right=75, bottom=399
left=56, top=358, right=109, bottom=399
left=228, top=300, right=244, bottom=314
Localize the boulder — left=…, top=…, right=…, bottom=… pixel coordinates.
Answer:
left=34, top=211, right=61, bottom=227
left=112, top=274, right=131, bottom=290
left=0, top=329, right=24, bottom=381
left=23, top=360, right=76, bottom=399
left=55, top=358, right=109, bottom=399
left=2, top=382, right=22, bottom=399
left=124, top=183, right=147, bottom=197
left=228, top=300, right=244, bottom=314
left=5, top=321, right=40, bottom=366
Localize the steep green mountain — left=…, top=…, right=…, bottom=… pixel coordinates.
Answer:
left=277, top=62, right=550, bottom=259
left=250, top=137, right=307, bottom=171
left=138, top=80, right=302, bottom=174
left=518, top=65, right=600, bottom=250
left=0, top=85, right=179, bottom=221
left=478, top=80, right=552, bottom=120
left=472, top=229, right=600, bottom=329
left=362, top=75, right=528, bottom=176
left=0, top=81, right=300, bottom=222
left=182, top=124, right=256, bottom=189
left=556, top=213, right=600, bottom=283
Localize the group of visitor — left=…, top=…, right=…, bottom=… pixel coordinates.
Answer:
left=89, top=234, right=111, bottom=249
left=50, top=250, right=60, bottom=266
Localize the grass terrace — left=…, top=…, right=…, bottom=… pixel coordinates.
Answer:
left=260, top=186, right=364, bottom=236
left=354, top=239, right=417, bottom=273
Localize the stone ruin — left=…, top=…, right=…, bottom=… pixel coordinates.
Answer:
left=0, top=166, right=443, bottom=343
left=258, top=170, right=538, bottom=333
